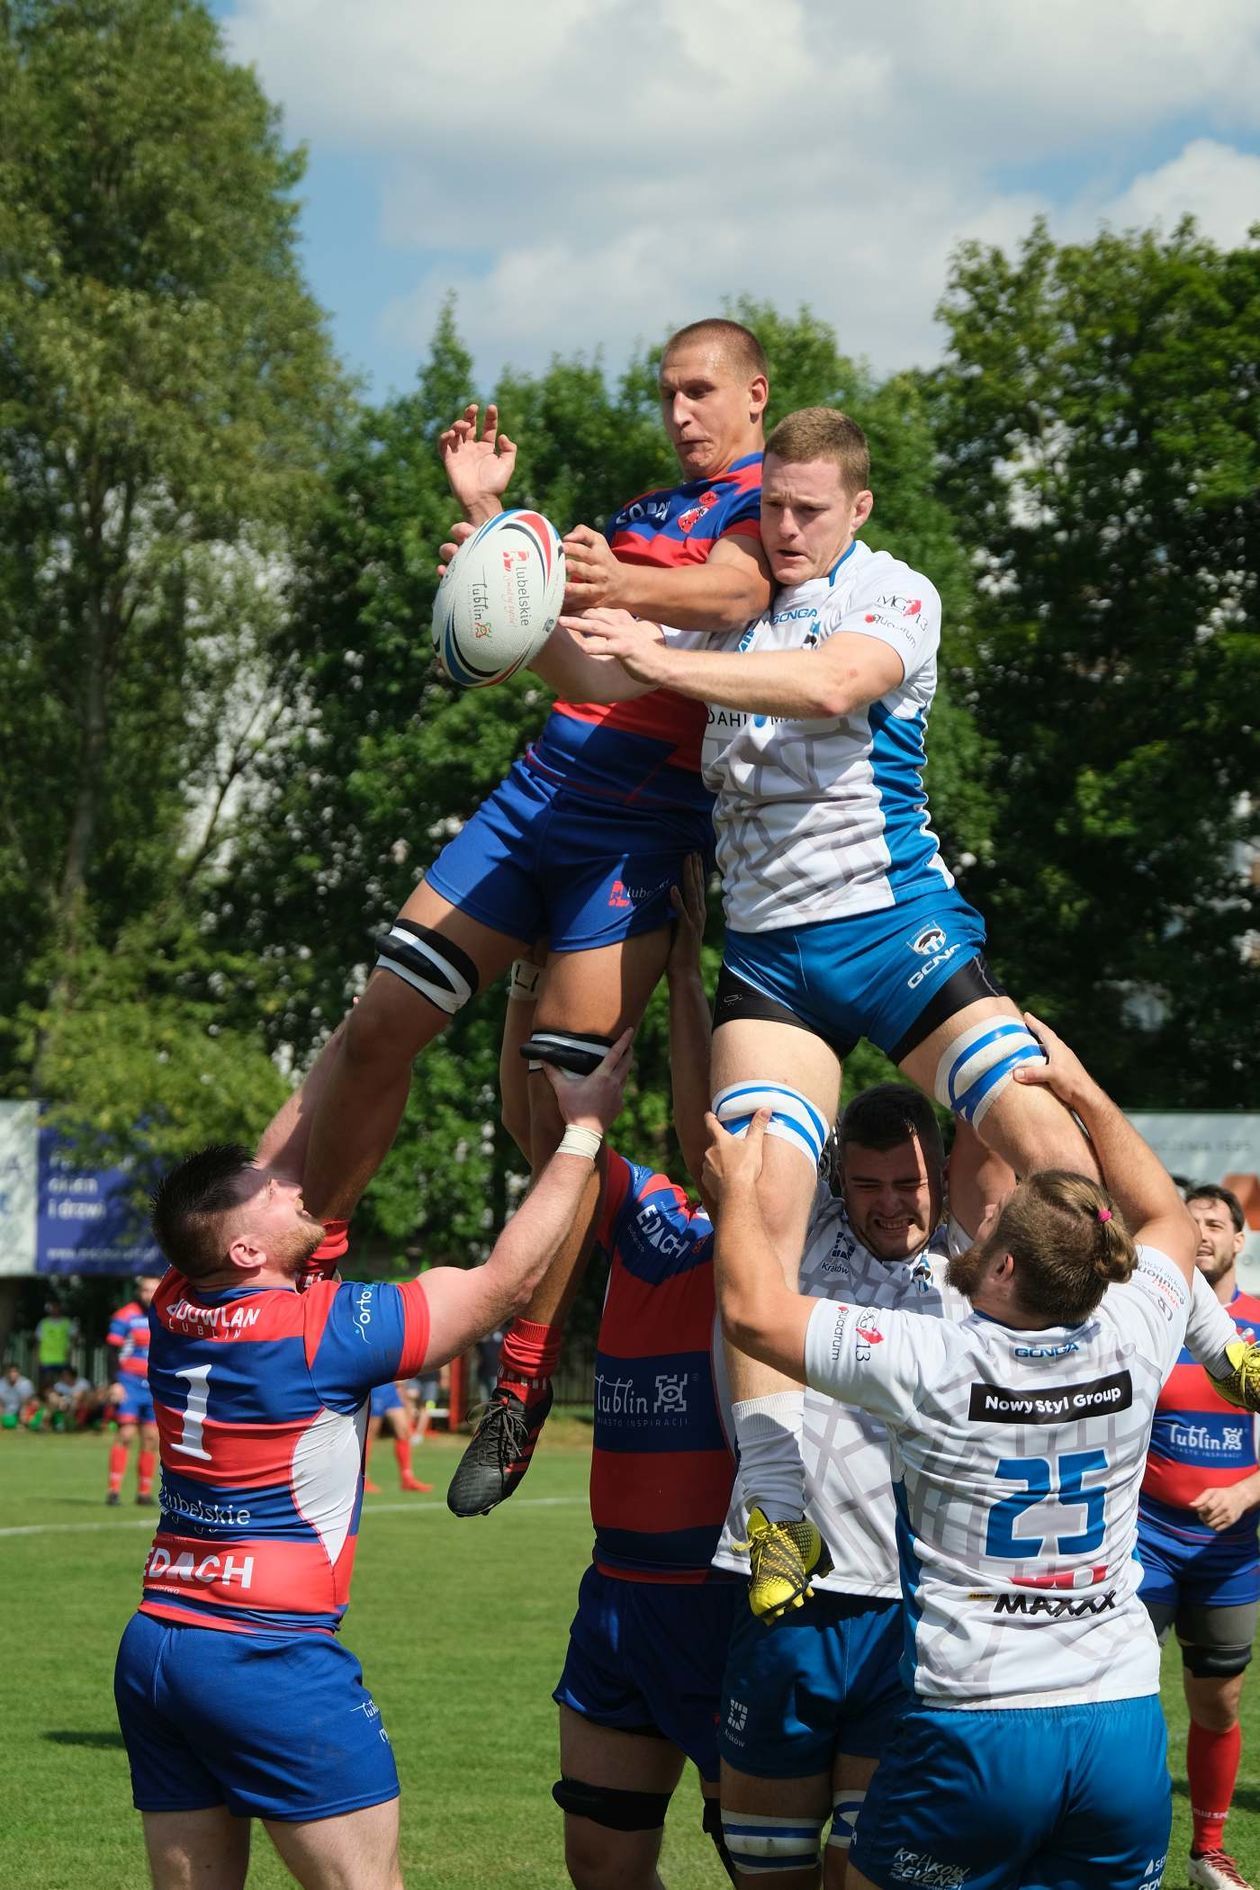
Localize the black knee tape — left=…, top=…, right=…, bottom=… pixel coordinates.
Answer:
left=521, top=1030, right=614, bottom=1076
left=374, top=920, right=479, bottom=1015
left=702, top=1797, right=738, bottom=1885
left=1181, top=1640, right=1254, bottom=1680
left=552, top=1775, right=672, bottom=1831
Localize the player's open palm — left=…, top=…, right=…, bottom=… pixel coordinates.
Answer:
left=439, top=402, right=517, bottom=512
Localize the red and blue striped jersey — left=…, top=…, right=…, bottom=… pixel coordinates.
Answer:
left=139, top=1268, right=430, bottom=1636
left=108, top=1298, right=154, bottom=1383
left=590, top=1151, right=734, bottom=1583
left=1142, top=1287, right=1260, bottom=1532
left=534, top=454, right=763, bottom=809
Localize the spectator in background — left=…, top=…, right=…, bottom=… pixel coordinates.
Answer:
left=35, top=1296, right=77, bottom=1390
left=46, top=1363, right=95, bottom=1428
left=0, top=1361, right=35, bottom=1427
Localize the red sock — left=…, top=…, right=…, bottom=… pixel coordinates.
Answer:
left=393, top=1438, right=412, bottom=1480
left=108, top=1443, right=128, bottom=1494
left=498, top=1318, right=564, bottom=1402
left=302, top=1218, right=350, bottom=1286
left=1189, top=1719, right=1242, bottom=1854
left=137, top=1450, right=157, bottom=1498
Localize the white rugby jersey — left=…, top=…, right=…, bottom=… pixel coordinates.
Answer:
left=714, top=1184, right=969, bottom=1598
left=802, top=1247, right=1190, bottom=1709
left=696, top=540, right=949, bottom=933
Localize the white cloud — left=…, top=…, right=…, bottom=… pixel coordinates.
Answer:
left=222, top=0, right=1260, bottom=382
left=1097, top=139, right=1260, bottom=248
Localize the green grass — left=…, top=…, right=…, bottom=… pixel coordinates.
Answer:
left=1, top=1433, right=1257, bottom=1888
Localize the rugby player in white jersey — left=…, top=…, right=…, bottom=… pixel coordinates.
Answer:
left=703, top=1018, right=1196, bottom=1890
left=713, top=1086, right=1253, bottom=1890
left=563, top=405, right=1097, bottom=1615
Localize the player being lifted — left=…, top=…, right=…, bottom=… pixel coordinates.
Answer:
left=704, top=1024, right=1197, bottom=1890
left=566, top=405, right=1098, bottom=1613
left=299, top=320, right=771, bottom=1516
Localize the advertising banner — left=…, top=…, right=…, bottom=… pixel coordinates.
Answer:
left=0, top=1101, right=39, bottom=1278
left=1127, top=1112, right=1260, bottom=1291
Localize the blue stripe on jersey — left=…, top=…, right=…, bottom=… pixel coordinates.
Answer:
left=866, top=700, right=948, bottom=894
left=592, top=1349, right=729, bottom=1454
left=893, top=1477, right=926, bottom=1696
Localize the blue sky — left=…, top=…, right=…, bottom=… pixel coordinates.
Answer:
left=210, top=0, right=1260, bottom=403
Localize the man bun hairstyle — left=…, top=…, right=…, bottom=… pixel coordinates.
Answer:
left=1185, top=1183, right=1245, bottom=1234
left=150, top=1142, right=254, bottom=1279
left=662, top=318, right=768, bottom=384
left=765, top=407, right=870, bottom=494
left=985, top=1170, right=1136, bottom=1327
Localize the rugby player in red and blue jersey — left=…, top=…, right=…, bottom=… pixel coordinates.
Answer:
left=301, top=319, right=770, bottom=1520
left=1138, top=1184, right=1260, bottom=1890
left=106, top=1274, right=160, bottom=1506
left=113, top=1035, right=631, bottom=1890
left=500, top=858, right=739, bottom=1888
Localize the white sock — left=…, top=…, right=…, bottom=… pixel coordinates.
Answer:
left=733, top=1391, right=806, bottom=1523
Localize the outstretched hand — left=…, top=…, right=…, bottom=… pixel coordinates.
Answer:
left=702, top=1107, right=769, bottom=1203
left=545, top=1028, right=634, bottom=1134
left=439, top=403, right=517, bottom=516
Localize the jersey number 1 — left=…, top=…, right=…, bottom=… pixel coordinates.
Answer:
left=171, top=1364, right=213, bottom=1462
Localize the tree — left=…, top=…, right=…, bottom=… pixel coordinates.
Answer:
left=221, top=302, right=988, bottom=1251
left=0, top=0, right=346, bottom=1152
left=929, top=220, right=1260, bottom=1103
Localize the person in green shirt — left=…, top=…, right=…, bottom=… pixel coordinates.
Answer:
left=34, top=1297, right=76, bottom=1390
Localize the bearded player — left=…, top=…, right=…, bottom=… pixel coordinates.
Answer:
left=113, top=1029, right=630, bottom=1890
left=299, top=320, right=770, bottom=1520
left=706, top=1024, right=1196, bottom=1890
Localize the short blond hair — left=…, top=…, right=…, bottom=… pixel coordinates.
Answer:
left=766, top=407, right=870, bottom=494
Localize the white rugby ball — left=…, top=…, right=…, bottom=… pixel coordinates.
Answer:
left=432, top=509, right=565, bottom=688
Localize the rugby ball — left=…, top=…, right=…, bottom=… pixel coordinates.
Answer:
left=432, top=509, right=565, bottom=688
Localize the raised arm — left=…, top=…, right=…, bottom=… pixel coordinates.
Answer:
left=418, top=1032, right=632, bottom=1368
left=1013, top=1015, right=1196, bottom=1282
left=703, top=1109, right=814, bottom=1379
left=254, top=1022, right=347, bottom=1181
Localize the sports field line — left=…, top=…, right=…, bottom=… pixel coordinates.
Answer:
left=0, top=1494, right=587, bottom=1540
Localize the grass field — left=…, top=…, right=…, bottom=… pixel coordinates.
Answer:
left=1, top=1431, right=1257, bottom=1889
